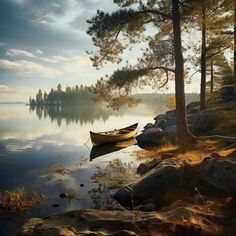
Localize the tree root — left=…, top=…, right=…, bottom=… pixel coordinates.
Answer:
left=198, top=135, right=236, bottom=142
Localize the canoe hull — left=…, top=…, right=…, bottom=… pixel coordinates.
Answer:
left=90, top=123, right=138, bottom=145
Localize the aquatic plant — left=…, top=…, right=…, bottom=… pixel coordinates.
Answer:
left=0, top=188, right=44, bottom=213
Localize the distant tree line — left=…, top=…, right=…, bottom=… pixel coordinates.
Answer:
left=29, top=84, right=94, bottom=106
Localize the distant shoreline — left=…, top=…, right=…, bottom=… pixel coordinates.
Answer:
left=0, top=102, right=26, bottom=104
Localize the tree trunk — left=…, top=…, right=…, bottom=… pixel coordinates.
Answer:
left=171, top=0, right=195, bottom=150
left=210, top=60, right=214, bottom=93
left=200, top=2, right=206, bottom=110
left=234, top=0, right=236, bottom=95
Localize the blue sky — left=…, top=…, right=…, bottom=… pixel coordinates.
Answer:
left=0, top=0, right=205, bottom=102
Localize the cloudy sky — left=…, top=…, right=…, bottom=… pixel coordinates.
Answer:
left=0, top=0, right=120, bottom=101
left=0, top=0, right=204, bottom=102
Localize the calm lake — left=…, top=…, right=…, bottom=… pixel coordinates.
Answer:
left=0, top=94, right=198, bottom=235
left=0, top=99, right=165, bottom=235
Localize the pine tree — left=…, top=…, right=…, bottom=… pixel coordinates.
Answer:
left=87, top=0, right=195, bottom=148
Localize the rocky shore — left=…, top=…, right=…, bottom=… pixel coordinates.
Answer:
left=18, top=87, right=236, bottom=236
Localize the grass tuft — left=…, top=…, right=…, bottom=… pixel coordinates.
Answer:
left=0, top=188, right=44, bottom=213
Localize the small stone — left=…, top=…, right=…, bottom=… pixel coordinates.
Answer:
left=59, top=192, right=68, bottom=198
left=144, top=123, right=154, bottom=129
left=52, top=204, right=60, bottom=207
left=140, top=203, right=156, bottom=211
left=211, top=152, right=221, bottom=158
left=80, top=184, right=85, bottom=187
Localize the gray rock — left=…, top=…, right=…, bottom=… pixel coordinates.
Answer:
left=220, top=85, right=234, bottom=99
left=187, top=101, right=199, bottom=112
left=153, top=118, right=168, bottom=129
left=112, top=186, right=132, bottom=208
left=165, top=110, right=176, bottom=117
left=139, top=203, right=156, bottom=211
left=163, top=125, right=178, bottom=143
left=200, top=157, right=236, bottom=193
left=136, top=128, right=164, bottom=148
left=198, top=112, right=215, bottom=125
left=114, top=158, right=185, bottom=207
left=137, top=159, right=162, bottom=175
left=143, top=123, right=154, bottom=130
left=154, top=114, right=168, bottom=122
left=188, top=106, right=200, bottom=114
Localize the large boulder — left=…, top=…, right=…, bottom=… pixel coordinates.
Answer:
left=190, top=112, right=216, bottom=134
left=153, top=111, right=176, bottom=130
left=163, top=125, right=178, bottom=143
left=200, top=157, right=236, bottom=194
left=136, top=128, right=164, bottom=148
left=187, top=101, right=200, bottom=114
left=137, top=153, right=174, bottom=176
left=220, top=85, right=234, bottom=100
left=114, top=158, right=185, bottom=208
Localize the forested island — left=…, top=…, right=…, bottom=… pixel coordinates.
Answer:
left=29, top=84, right=93, bottom=106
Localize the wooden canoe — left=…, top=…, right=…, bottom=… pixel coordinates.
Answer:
left=90, top=123, right=138, bottom=145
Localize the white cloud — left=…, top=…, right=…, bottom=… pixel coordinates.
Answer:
left=41, top=55, right=69, bottom=63
left=36, top=49, right=43, bottom=54
left=0, top=59, right=61, bottom=77
left=0, top=84, right=38, bottom=102
left=6, top=48, right=37, bottom=58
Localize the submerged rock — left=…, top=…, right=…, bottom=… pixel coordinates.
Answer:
left=59, top=192, right=68, bottom=199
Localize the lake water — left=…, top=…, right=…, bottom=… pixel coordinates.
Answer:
left=0, top=102, right=162, bottom=235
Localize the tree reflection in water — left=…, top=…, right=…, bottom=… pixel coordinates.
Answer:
left=29, top=93, right=199, bottom=126
left=30, top=103, right=120, bottom=126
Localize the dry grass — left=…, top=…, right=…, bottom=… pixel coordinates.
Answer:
left=135, top=139, right=223, bottom=165
left=0, top=188, right=44, bottom=213
left=135, top=144, right=178, bottom=162
left=36, top=157, right=88, bottom=177
left=218, top=147, right=236, bottom=157
left=178, top=151, right=204, bottom=164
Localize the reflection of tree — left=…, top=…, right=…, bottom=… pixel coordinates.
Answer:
left=29, top=94, right=198, bottom=126
left=30, top=103, right=116, bottom=126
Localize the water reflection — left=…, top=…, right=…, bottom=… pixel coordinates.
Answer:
left=89, top=159, right=137, bottom=210
left=29, top=93, right=199, bottom=127
left=29, top=99, right=166, bottom=126
left=29, top=103, right=117, bottom=126
left=90, top=138, right=137, bottom=160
